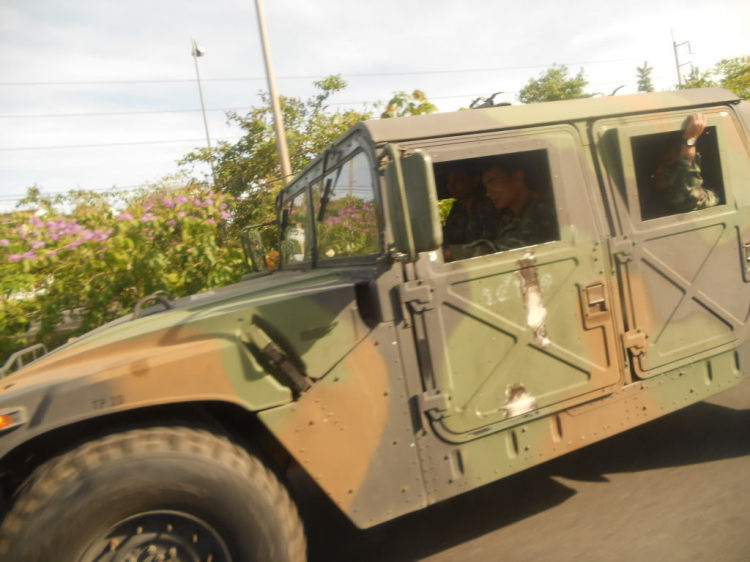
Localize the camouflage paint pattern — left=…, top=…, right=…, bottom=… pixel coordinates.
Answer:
left=0, top=89, right=748, bottom=532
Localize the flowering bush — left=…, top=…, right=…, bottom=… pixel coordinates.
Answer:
left=0, top=185, right=245, bottom=364
left=316, top=198, right=379, bottom=259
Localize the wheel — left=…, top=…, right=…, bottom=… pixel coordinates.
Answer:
left=0, top=426, right=307, bottom=562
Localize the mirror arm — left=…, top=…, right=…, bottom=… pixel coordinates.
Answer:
left=384, top=144, right=417, bottom=262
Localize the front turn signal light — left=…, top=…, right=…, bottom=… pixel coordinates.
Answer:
left=0, top=409, right=27, bottom=432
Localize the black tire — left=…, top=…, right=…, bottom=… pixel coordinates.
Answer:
left=0, top=426, right=307, bottom=562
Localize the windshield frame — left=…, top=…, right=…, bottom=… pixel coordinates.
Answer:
left=278, top=132, right=383, bottom=270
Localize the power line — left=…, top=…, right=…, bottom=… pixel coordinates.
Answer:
left=0, top=58, right=639, bottom=87
left=0, top=76, right=664, bottom=120
left=0, top=136, right=243, bottom=152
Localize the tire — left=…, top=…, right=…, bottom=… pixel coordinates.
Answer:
left=0, top=426, right=307, bottom=562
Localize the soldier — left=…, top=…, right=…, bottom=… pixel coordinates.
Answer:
left=652, top=113, right=718, bottom=214
left=442, top=167, right=497, bottom=246
left=446, top=163, right=558, bottom=261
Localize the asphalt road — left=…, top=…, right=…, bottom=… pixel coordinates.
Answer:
left=299, top=379, right=750, bottom=562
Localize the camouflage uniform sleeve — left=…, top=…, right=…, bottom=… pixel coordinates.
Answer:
left=663, top=154, right=718, bottom=213
left=492, top=197, right=558, bottom=252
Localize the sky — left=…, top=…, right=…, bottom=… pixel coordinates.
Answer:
left=1, top=0, right=749, bottom=213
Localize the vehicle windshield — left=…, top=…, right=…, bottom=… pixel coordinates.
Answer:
left=280, top=151, right=379, bottom=266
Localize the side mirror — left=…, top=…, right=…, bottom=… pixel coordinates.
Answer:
left=240, top=225, right=270, bottom=272
left=384, top=145, right=442, bottom=261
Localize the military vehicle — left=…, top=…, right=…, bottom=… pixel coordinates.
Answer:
left=0, top=88, right=748, bottom=561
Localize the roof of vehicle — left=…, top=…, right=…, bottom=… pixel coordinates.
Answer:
left=357, top=88, right=739, bottom=144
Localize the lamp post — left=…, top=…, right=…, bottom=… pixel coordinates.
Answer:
left=191, top=37, right=216, bottom=183
left=254, top=0, right=292, bottom=185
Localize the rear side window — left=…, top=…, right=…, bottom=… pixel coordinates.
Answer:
left=631, top=126, right=725, bottom=220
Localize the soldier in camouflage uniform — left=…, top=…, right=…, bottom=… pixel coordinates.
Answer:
left=442, top=168, right=498, bottom=246
left=446, top=163, right=558, bottom=261
left=653, top=113, right=718, bottom=214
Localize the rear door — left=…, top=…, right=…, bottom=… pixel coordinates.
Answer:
left=593, top=106, right=750, bottom=377
left=405, top=125, right=623, bottom=440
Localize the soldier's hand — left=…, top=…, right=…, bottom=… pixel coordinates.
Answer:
left=683, top=114, right=707, bottom=140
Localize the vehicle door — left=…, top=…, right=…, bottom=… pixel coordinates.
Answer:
left=593, top=107, right=750, bottom=377
left=404, top=125, right=622, bottom=440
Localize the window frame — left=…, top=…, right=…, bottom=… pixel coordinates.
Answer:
left=279, top=186, right=314, bottom=269
left=408, top=126, right=585, bottom=266
left=312, top=149, right=383, bottom=267
left=609, top=111, right=732, bottom=226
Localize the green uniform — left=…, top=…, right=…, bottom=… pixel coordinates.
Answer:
left=664, top=153, right=718, bottom=213
left=443, top=195, right=498, bottom=246
left=449, top=192, right=558, bottom=260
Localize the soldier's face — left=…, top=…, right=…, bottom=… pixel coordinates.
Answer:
left=483, top=167, right=518, bottom=209
left=447, top=170, right=476, bottom=200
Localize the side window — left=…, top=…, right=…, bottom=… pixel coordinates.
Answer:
left=435, top=149, right=560, bottom=260
left=280, top=190, right=311, bottom=265
left=631, top=126, right=725, bottom=220
left=312, top=152, right=379, bottom=260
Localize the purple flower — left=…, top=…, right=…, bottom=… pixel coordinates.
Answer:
left=177, top=211, right=187, bottom=218
left=141, top=213, right=157, bottom=222
left=116, top=212, right=133, bottom=221
left=66, top=240, right=83, bottom=250
left=202, top=199, right=214, bottom=207
left=81, top=229, right=95, bottom=241
left=47, top=250, right=58, bottom=258
left=167, top=219, right=177, bottom=227
left=176, top=195, right=187, bottom=205
left=8, top=254, right=21, bottom=262
left=163, top=198, right=174, bottom=208
left=169, top=241, right=178, bottom=246
left=30, top=216, right=43, bottom=228
left=219, top=203, right=228, bottom=210
left=206, top=218, right=217, bottom=225
left=0, top=239, right=9, bottom=246
left=21, top=250, right=36, bottom=260
left=30, top=240, right=46, bottom=249
left=220, top=211, right=231, bottom=219
left=143, top=202, right=154, bottom=212
left=50, top=233, right=60, bottom=241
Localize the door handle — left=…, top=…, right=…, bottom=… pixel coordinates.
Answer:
left=583, top=283, right=608, bottom=320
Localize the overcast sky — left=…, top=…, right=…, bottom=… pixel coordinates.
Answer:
left=1, top=0, right=749, bottom=212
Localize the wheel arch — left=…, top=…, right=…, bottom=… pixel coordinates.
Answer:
left=0, top=400, right=294, bottom=501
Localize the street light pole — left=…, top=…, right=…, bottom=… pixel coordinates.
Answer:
left=191, top=37, right=216, bottom=183
left=671, top=28, right=692, bottom=87
left=254, top=0, right=293, bottom=185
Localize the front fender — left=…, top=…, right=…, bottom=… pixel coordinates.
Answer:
left=0, top=334, right=292, bottom=461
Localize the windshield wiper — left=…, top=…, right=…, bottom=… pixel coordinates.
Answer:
left=316, top=178, right=334, bottom=221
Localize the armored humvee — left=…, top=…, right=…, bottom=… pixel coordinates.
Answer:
left=0, top=88, right=748, bottom=561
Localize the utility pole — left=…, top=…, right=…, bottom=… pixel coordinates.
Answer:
left=671, top=28, right=692, bottom=86
left=191, top=37, right=216, bottom=183
left=254, top=0, right=293, bottom=185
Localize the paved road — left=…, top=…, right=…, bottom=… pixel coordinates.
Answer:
left=300, top=379, right=750, bottom=562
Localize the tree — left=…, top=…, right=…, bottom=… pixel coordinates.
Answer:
left=637, top=61, right=655, bottom=93
left=680, top=67, right=716, bottom=90
left=379, top=90, right=437, bottom=119
left=678, top=56, right=749, bottom=100
left=714, top=56, right=750, bottom=100
left=517, top=65, right=590, bottom=104
left=0, top=183, right=243, bottom=364
left=181, top=76, right=372, bottom=237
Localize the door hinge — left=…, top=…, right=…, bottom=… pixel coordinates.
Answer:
left=399, top=280, right=434, bottom=312
left=418, top=389, right=449, bottom=416
left=622, top=328, right=647, bottom=356
left=610, top=237, right=634, bottom=263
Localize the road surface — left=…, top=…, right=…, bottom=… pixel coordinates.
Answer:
left=300, top=379, right=750, bottom=562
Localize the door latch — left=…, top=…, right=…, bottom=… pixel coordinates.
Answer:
left=583, top=283, right=608, bottom=320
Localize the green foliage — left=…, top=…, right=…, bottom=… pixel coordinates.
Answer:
left=438, top=198, right=455, bottom=225
left=680, top=67, right=717, bottom=90
left=379, top=90, right=438, bottom=119
left=679, top=57, right=749, bottom=100
left=517, top=65, right=590, bottom=104
left=637, top=61, right=655, bottom=93
left=714, top=57, right=750, bottom=100
left=0, top=183, right=243, bottom=364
